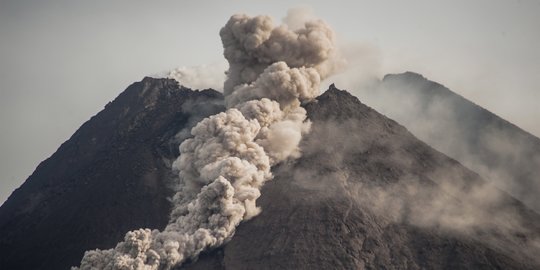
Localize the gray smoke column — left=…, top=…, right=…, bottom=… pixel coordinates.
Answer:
left=75, top=13, right=337, bottom=270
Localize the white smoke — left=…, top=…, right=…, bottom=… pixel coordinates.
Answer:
left=75, top=12, right=337, bottom=270
left=168, top=63, right=227, bottom=91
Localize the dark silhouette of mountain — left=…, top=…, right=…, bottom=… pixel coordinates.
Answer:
left=354, top=72, right=540, bottom=213
left=1, top=78, right=539, bottom=269
left=0, top=78, right=224, bottom=270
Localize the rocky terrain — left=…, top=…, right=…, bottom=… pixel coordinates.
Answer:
left=1, top=78, right=539, bottom=269
left=181, top=84, right=540, bottom=269
left=0, top=78, right=224, bottom=269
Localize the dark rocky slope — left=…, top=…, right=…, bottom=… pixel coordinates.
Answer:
left=1, top=78, right=538, bottom=269
left=0, top=78, right=224, bottom=269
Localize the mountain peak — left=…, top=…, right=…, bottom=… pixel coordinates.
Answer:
left=374, top=72, right=540, bottom=213
left=0, top=77, right=225, bottom=270
left=310, top=84, right=373, bottom=121
left=383, top=71, right=426, bottom=81
left=1, top=77, right=539, bottom=269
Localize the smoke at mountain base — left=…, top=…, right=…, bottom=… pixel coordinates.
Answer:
left=75, top=13, right=338, bottom=270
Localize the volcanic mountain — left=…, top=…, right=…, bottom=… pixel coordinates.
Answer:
left=355, top=72, right=540, bottom=213
left=1, top=77, right=539, bottom=269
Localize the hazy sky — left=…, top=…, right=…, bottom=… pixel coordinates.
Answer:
left=1, top=0, right=539, bottom=204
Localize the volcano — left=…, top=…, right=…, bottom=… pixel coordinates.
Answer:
left=1, top=78, right=539, bottom=269
left=357, top=72, right=540, bottom=213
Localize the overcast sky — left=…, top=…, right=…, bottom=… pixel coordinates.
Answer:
left=1, top=0, right=539, bottom=204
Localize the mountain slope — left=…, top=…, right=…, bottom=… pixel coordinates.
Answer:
left=1, top=78, right=538, bottom=270
left=353, top=72, right=540, bottom=213
left=0, top=78, right=224, bottom=270
left=180, top=85, right=540, bottom=269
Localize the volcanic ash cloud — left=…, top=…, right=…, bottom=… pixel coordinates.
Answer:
left=75, top=13, right=337, bottom=270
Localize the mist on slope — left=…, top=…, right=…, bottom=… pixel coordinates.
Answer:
left=294, top=113, right=540, bottom=265
left=319, top=43, right=540, bottom=262
left=329, top=64, right=540, bottom=214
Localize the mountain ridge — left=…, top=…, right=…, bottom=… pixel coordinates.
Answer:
left=360, top=72, right=540, bottom=213
left=1, top=77, right=538, bottom=269
left=0, top=77, right=224, bottom=269
left=182, top=85, right=540, bottom=269
left=383, top=71, right=540, bottom=140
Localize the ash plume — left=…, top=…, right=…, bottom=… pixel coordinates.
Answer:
left=220, top=13, right=337, bottom=97
left=75, top=13, right=337, bottom=270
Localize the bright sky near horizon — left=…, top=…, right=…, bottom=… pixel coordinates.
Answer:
left=1, top=0, right=539, bottom=204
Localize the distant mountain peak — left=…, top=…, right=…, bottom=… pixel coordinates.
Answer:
left=366, top=72, right=540, bottom=212
left=383, top=71, right=426, bottom=81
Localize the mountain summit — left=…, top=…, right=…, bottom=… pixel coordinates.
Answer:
left=0, top=78, right=224, bottom=269
left=1, top=78, right=539, bottom=269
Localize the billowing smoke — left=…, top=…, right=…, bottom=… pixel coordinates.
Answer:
left=168, top=63, right=227, bottom=91
left=221, top=14, right=337, bottom=97
left=282, top=7, right=317, bottom=31
left=75, top=13, right=337, bottom=270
